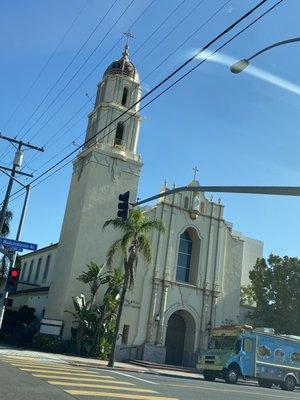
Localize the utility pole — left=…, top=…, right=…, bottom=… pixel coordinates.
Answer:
left=0, top=133, right=44, bottom=235
left=0, top=133, right=43, bottom=330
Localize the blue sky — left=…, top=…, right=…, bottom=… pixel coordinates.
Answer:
left=1, top=0, right=300, bottom=258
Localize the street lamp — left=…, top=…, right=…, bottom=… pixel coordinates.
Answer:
left=230, top=37, right=300, bottom=73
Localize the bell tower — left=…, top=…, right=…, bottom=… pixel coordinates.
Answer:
left=45, top=46, right=143, bottom=335
left=85, top=44, right=142, bottom=157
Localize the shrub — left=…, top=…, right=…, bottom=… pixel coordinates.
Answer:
left=32, top=333, right=74, bottom=354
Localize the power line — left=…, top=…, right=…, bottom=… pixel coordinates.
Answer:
left=24, top=0, right=221, bottom=175
left=0, top=0, right=90, bottom=160
left=4, top=0, right=158, bottom=178
left=141, top=0, right=231, bottom=83
left=1, top=0, right=89, bottom=132
left=25, top=0, right=184, bottom=144
left=18, top=0, right=124, bottom=141
left=5, top=0, right=283, bottom=205
left=28, top=0, right=275, bottom=185
left=14, top=0, right=159, bottom=160
left=130, top=0, right=187, bottom=58
left=135, top=0, right=207, bottom=65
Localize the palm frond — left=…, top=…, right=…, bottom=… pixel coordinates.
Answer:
left=140, top=219, right=165, bottom=234
left=137, top=235, right=152, bottom=264
left=106, top=239, right=122, bottom=267
left=103, top=218, right=131, bottom=232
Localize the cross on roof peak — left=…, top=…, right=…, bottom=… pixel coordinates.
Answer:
left=124, top=29, right=134, bottom=46
left=193, top=166, right=199, bottom=181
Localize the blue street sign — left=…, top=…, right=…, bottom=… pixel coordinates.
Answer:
left=0, top=238, right=38, bottom=251
left=6, top=245, right=23, bottom=253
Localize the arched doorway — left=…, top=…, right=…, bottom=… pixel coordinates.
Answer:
left=165, top=312, right=186, bottom=365
left=165, top=310, right=196, bottom=366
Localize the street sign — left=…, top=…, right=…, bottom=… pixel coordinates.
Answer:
left=0, top=238, right=37, bottom=251
left=4, top=245, right=23, bottom=252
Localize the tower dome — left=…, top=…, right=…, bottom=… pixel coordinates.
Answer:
left=103, top=45, right=139, bottom=83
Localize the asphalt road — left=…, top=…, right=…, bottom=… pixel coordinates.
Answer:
left=0, top=354, right=298, bottom=400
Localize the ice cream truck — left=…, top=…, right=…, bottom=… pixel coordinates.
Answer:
left=197, top=325, right=300, bottom=391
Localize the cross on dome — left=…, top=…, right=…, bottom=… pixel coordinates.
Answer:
left=193, top=166, right=199, bottom=181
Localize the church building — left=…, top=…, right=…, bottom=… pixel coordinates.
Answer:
left=6, top=45, right=263, bottom=366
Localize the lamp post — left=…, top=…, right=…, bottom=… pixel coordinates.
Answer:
left=230, top=37, right=300, bottom=73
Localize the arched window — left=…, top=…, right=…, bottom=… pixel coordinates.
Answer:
left=121, top=87, right=128, bottom=105
left=114, top=122, right=124, bottom=146
left=200, top=202, right=205, bottom=213
left=184, top=197, right=189, bottom=209
left=42, top=254, right=51, bottom=283
left=176, top=231, right=192, bottom=283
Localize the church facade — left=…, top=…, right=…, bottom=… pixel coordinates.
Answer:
left=7, top=46, right=263, bottom=366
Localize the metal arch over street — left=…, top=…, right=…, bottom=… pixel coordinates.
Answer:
left=133, top=186, right=300, bottom=207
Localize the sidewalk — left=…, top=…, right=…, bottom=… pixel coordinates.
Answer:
left=0, top=345, right=203, bottom=380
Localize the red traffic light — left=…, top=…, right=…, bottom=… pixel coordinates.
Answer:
left=5, top=268, right=20, bottom=292
left=11, top=270, right=19, bottom=278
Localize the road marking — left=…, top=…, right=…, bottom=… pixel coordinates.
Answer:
left=48, top=381, right=157, bottom=393
left=32, top=374, right=131, bottom=384
left=110, top=370, right=158, bottom=385
left=164, top=383, right=300, bottom=399
left=19, top=368, right=98, bottom=376
left=9, top=363, right=93, bottom=372
left=65, top=391, right=178, bottom=400
left=1, top=355, right=35, bottom=361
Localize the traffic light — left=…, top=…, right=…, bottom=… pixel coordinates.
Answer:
left=117, top=191, right=130, bottom=221
left=5, top=268, right=20, bottom=292
left=4, top=298, right=13, bottom=307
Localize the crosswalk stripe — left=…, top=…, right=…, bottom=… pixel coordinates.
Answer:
left=19, top=368, right=98, bottom=376
left=65, top=391, right=178, bottom=400
left=1, top=356, right=35, bottom=361
left=31, top=374, right=132, bottom=384
left=48, top=381, right=157, bottom=393
left=9, top=363, right=95, bottom=373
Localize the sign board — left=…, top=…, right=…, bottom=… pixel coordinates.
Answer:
left=39, top=318, right=63, bottom=336
left=0, top=238, right=37, bottom=251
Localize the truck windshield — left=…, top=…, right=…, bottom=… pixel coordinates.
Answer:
left=209, top=336, right=238, bottom=350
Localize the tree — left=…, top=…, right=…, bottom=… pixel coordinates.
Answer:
left=1, top=210, right=13, bottom=237
left=240, top=285, right=256, bottom=306
left=90, top=268, right=123, bottom=358
left=249, top=255, right=300, bottom=335
left=77, top=262, right=111, bottom=308
left=103, top=208, right=165, bottom=367
left=0, top=210, right=13, bottom=286
left=67, top=263, right=122, bottom=357
left=66, top=294, right=94, bottom=355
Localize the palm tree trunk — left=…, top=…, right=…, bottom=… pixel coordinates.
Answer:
left=107, top=270, right=129, bottom=368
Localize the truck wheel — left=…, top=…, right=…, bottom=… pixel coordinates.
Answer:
left=280, top=375, right=296, bottom=391
left=258, top=379, right=273, bottom=388
left=224, top=366, right=239, bottom=384
left=203, top=370, right=216, bottom=381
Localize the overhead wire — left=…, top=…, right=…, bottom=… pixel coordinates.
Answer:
left=0, top=0, right=90, bottom=161
left=23, top=0, right=186, bottom=145
left=28, top=0, right=278, bottom=185
left=3, top=0, right=283, bottom=205
left=19, top=0, right=126, bottom=141
left=141, top=0, right=232, bottom=83
left=130, top=0, right=187, bottom=58
left=135, top=0, right=207, bottom=65
left=15, top=0, right=158, bottom=171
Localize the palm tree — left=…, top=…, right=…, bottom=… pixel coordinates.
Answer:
left=66, top=294, right=94, bottom=355
left=77, top=261, right=111, bottom=308
left=0, top=210, right=13, bottom=286
left=1, top=210, right=13, bottom=237
left=103, top=208, right=165, bottom=367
